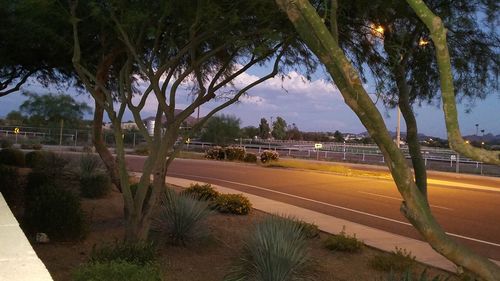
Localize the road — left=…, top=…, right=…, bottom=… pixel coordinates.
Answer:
left=126, top=156, right=500, bottom=260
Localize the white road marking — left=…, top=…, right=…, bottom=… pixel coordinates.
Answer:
left=357, top=191, right=454, bottom=211
left=171, top=172, right=500, bottom=248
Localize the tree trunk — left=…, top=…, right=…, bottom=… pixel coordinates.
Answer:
left=275, top=1, right=500, bottom=279
left=394, top=64, right=428, bottom=198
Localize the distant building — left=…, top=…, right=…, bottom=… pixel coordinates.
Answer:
left=143, top=109, right=201, bottom=136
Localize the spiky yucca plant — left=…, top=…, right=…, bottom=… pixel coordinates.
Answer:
left=152, top=189, right=212, bottom=245
left=225, top=215, right=315, bottom=281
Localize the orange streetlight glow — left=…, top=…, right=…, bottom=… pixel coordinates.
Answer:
left=418, top=38, right=429, bottom=46
left=370, top=23, right=384, bottom=38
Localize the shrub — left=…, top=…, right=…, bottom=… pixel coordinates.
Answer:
left=23, top=184, right=87, bottom=241
left=80, top=173, right=112, bottom=198
left=292, top=218, right=320, bottom=239
left=82, top=145, right=94, bottom=153
left=324, top=227, right=363, bottom=252
left=225, top=215, right=314, bottom=281
left=370, top=247, right=416, bottom=272
left=79, top=153, right=103, bottom=178
left=152, top=189, right=212, bottom=245
left=182, top=183, right=220, bottom=201
left=90, top=242, right=156, bottom=266
left=213, top=193, right=252, bottom=215
left=25, top=150, right=55, bottom=169
left=134, top=144, right=149, bottom=155
left=73, top=261, right=162, bottom=281
left=130, top=183, right=153, bottom=203
left=0, top=148, right=25, bottom=167
left=243, top=152, right=257, bottom=163
left=384, top=269, right=449, bottom=281
left=260, top=150, right=279, bottom=163
left=225, top=146, right=245, bottom=161
left=0, top=139, right=13, bottom=149
left=0, top=165, right=19, bottom=203
left=205, top=146, right=225, bottom=160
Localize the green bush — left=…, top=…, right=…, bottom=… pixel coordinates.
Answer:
left=0, top=165, right=19, bottom=203
left=79, top=153, right=103, bottom=178
left=324, top=227, right=363, bottom=252
left=0, top=148, right=25, bottom=167
left=74, top=261, right=162, bottom=281
left=243, top=152, right=257, bottom=163
left=0, top=139, right=13, bottom=149
left=260, top=150, right=279, bottom=163
left=80, top=173, right=112, bottom=198
left=135, top=144, right=149, bottom=155
left=213, top=193, right=252, bottom=215
left=384, top=269, right=449, bottom=281
left=292, top=218, right=320, bottom=239
left=205, top=146, right=225, bottom=160
left=153, top=189, right=212, bottom=245
left=225, top=146, right=246, bottom=161
left=23, top=184, right=87, bottom=241
left=225, top=215, right=314, bottom=281
left=25, top=150, right=55, bottom=169
left=370, top=247, right=416, bottom=272
left=90, top=242, right=156, bottom=266
left=182, top=183, right=220, bottom=201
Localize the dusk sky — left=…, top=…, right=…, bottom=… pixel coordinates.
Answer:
left=1, top=68, right=498, bottom=139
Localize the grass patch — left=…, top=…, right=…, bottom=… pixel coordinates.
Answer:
left=264, top=159, right=391, bottom=179
left=324, top=227, right=363, bottom=253
left=90, top=241, right=156, bottom=265
left=370, top=247, right=417, bottom=272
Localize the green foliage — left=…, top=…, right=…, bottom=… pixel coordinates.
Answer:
left=213, top=193, right=252, bottom=215
left=153, top=189, right=212, bottom=245
left=20, top=140, right=43, bottom=150
left=23, top=184, right=87, bottom=241
left=79, top=153, right=103, bottom=178
left=225, top=146, right=246, bottom=161
left=200, top=114, right=241, bottom=145
left=130, top=183, right=152, bottom=202
left=370, top=247, right=417, bottom=272
left=324, top=227, right=363, bottom=253
left=258, top=118, right=270, bottom=139
left=272, top=116, right=287, bottom=140
left=384, top=269, right=449, bottom=281
left=0, top=165, right=19, bottom=202
left=260, top=150, right=279, bottom=163
left=0, top=139, right=13, bottom=149
left=90, top=242, right=156, bottom=266
left=225, top=215, right=314, bottom=281
left=0, top=148, right=25, bottom=166
left=291, top=217, right=320, bottom=239
left=20, top=92, right=92, bottom=128
left=243, top=152, right=257, bottom=163
left=182, top=183, right=220, bottom=201
left=205, top=146, right=225, bottom=160
left=333, top=130, right=344, bottom=142
left=73, top=261, right=162, bottom=281
left=80, top=173, right=112, bottom=198
left=25, top=150, right=54, bottom=169
left=134, top=144, right=149, bottom=155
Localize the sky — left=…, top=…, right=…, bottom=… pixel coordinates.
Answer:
left=0, top=70, right=499, bottom=139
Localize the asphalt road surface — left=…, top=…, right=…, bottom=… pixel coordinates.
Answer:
left=126, top=156, right=500, bottom=260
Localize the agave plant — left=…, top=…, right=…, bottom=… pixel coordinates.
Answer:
left=152, top=189, right=212, bottom=245
left=225, top=215, right=315, bottom=281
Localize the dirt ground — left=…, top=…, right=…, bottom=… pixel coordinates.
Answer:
left=23, top=187, right=457, bottom=281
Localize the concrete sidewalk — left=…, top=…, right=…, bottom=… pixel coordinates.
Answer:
left=167, top=176, right=500, bottom=274
left=0, top=193, right=52, bottom=281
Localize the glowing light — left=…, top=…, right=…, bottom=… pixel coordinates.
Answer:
left=418, top=38, right=430, bottom=46
left=370, top=23, right=384, bottom=38
left=465, top=140, right=470, bottom=144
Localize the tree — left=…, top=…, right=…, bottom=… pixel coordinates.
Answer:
left=333, top=130, right=344, bottom=142
left=71, top=0, right=313, bottom=241
left=272, top=116, right=287, bottom=140
left=286, top=123, right=302, bottom=140
left=200, top=115, right=241, bottom=145
left=241, top=126, right=260, bottom=139
left=258, top=118, right=271, bottom=139
left=19, top=92, right=92, bottom=128
left=0, top=0, right=75, bottom=97
left=5, top=111, right=26, bottom=126
left=274, top=0, right=499, bottom=279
